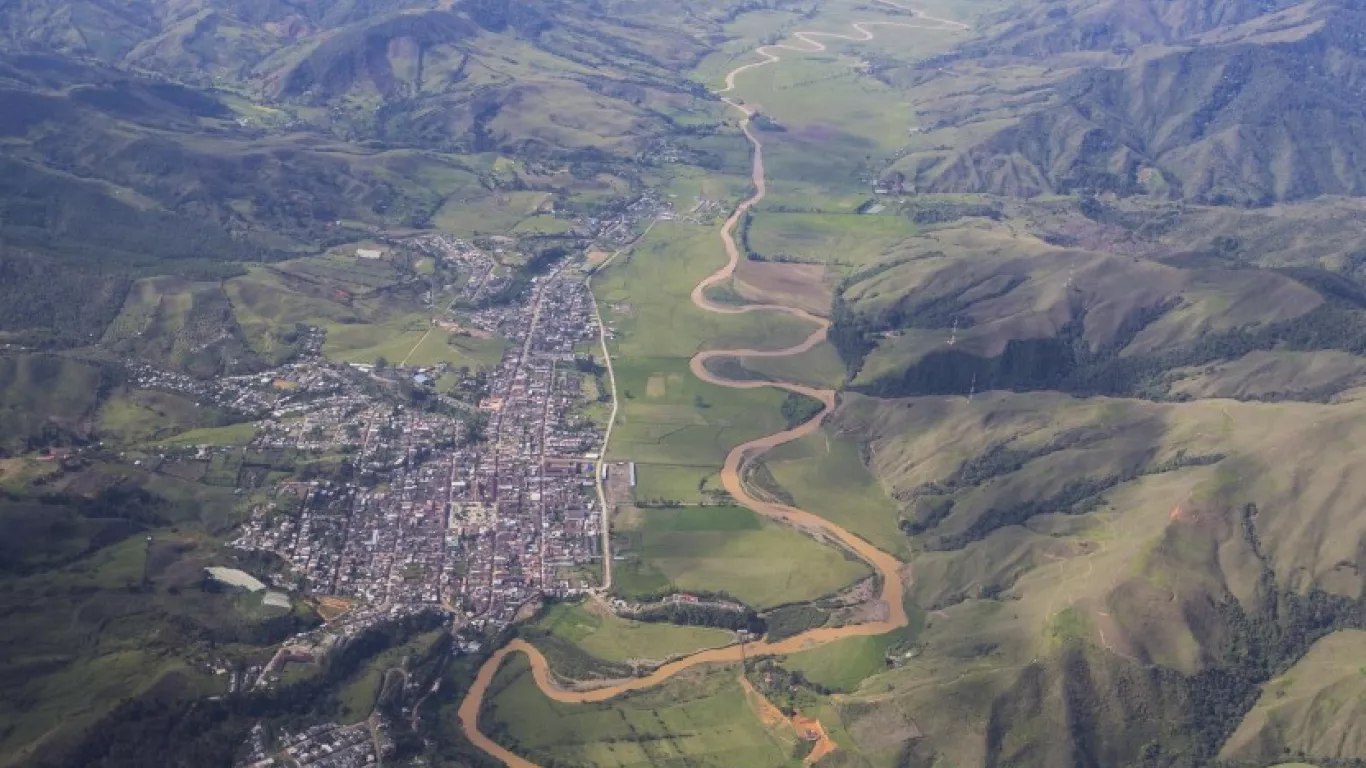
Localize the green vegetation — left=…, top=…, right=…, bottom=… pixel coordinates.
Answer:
left=482, top=654, right=798, bottom=767
left=778, top=392, right=823, bottom=429
left=731, top=342, right=847, bottom=390
left=323, top=316, right=504, bottom=368
left=12, top=0, right=1366, bottom=765
left=780, top=634, right=897, bottom=693
left=612, top=505, right=869, bottom=610
left=97, top=390, right=228, bottom=445
left=55, top=610, right=450, bottom=767
left=0, top=354, right=111, bottom=455
left=760, top=431, right=908, bottom=558
left=336, top=629, right=445, bottom=724
left=745, top=211, right=918, bottom=270
left=594, top=222, right=816, bottom=361
left=528, top=600, right=733, bottom=663
left=763, top=605, right=828, bottom=641
left=0, top=528, right=319, bottom=762
left=161, top=422, right=261, bottom=447
left=613, top=357, right=785, bottom=457
left=102, top=277, right=262, bottom=378
left=1221, top=630, right=1366, bottom=764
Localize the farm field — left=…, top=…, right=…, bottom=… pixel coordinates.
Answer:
left=482, top=654, right=799, bottom=768
left=728, top=341, right=847, bottom=390
left=320, top=316, right=507, bottom=369
left=608, top=355, right=789, bottom=495
left=433, top=190, right=555, bottom=236
left=96, top=389, right=225, bottom=445
left=596, top=221, right=825, bottom=504
left=161, top=421, right=261, bottom=447
left=397, top=330, right=508, bottom=369
left=745, top=211, right=918, bottom=271
left=611, top=505, right=869, bottom=610
left=781, top=634, right=899, bottom=693
left=760, top=430, right=909, bottom=559
left=593, top=221, right=816, bottom=360
left=271, top=253, right=406, bottom=297
left=707, top=9, right=968, bottom=194
left=225, top=267, right=365, bottom=356
left=528, top=601, right=733, bottom=664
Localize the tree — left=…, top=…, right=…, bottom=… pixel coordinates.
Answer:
left=374, top=356, right=389, bottom=370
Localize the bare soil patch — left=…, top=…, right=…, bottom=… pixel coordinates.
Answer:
left=734, top=260, right=832, bottom=316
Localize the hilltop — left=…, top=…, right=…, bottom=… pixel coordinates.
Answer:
left=877, top=0, right=1366, bottom=203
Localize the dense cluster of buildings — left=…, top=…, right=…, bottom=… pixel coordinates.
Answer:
left=228, top=247, right=610, bottom=635
left=237, top=721, right=385, bottom=768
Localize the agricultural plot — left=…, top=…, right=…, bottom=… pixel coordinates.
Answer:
left=529, top=601, right=733, bottom=664
left=745, top=211, right=918, bottom=271
left=399, top=331, right=508, bottom=370
left=760, top=430, right=909, bottom=559
left=610, top=355, right=788, bottom=472
left=728, top=341, right=847, bottom=390
left=161, top=422, right=260, bottom=447
left=318, top=314, right=494, bottom=368
left=484, top=655, right=799, bottom=768
left=225, top=266, right=365, bottom=360
left=594, top=221, right=820, bottom=504
left=271, top=253, right=405, bottom=297
left=96, top=389, right=225, bottom=445
left=611, top=505, right=869, bottom=610
left=782, top=634, right=899, bottom=693
left=593, top=221, right=816, bottom=360
left=433, top=191, right=556, bottom=236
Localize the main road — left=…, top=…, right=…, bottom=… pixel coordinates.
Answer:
left=457, top=4, right=968, bottom=765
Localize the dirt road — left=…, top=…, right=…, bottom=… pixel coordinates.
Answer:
left=457, top=5, right=967, bottom=764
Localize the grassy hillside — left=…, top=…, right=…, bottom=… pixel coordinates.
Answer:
left=734, top=388, right=1366, bottom=765
left=0, top=354, right=112, bottom=455
left=0, top=0, right=742, bottom=354
left=824, top=210, right=1366, bottom=403
left=871, top=0, right=1366, bottom=204
left=1221, top=629, right=1366, bottom=764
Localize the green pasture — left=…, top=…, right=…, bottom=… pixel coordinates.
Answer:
left=593, top=221, right=817, bottom=360
left=610, top=355, right=789, bottom=471
left=762, top=430, right=909, bottom=559
left=484, top=654, right=798, bottom=768
left=612, top=505, right=869, bottom=610
left=530, top=601, right=733, bottom=663
left=747, top=211, right=918, bottom=270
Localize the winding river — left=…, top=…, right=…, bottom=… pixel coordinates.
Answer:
left=457, top=4, right=968, bottom=765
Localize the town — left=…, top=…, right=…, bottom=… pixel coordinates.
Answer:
left=100, top=204, right=677, bottom=767
left=224, top=240, right=614, bottom=635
